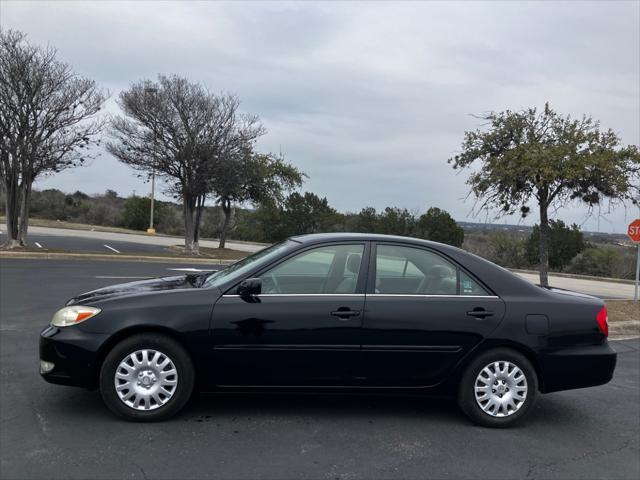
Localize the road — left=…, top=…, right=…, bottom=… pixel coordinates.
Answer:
left=1, top=258, right=638, bottom=479
left=515, top=272, right=633, bottom=300
left=0, top=225, right=266, bottom=253
left=0, top=231, right=172, bottom=255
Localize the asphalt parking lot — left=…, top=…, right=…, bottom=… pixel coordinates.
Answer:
left=0, top=231, right=172, bottom=255
left=1, top=258, right=639, bottom=480
left=0, top=226, right=265, bottom=254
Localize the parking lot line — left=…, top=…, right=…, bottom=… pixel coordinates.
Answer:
left=103, top=244, right=121, bottom=253
left=95, top=276, right=151, bottom=279
left=167, top=267, right=217, bottom=272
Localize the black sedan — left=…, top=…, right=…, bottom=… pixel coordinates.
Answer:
left=40, top=233, right=616, bottom=427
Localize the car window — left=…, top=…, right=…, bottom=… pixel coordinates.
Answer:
left=203, top=240, right=295, bottom=289
left=260, top=244, right=365, bottom=294
left=376, top=255, right=423, bottom=278
left=375, top=245, right=457, bottom=295
left=459, top=271, right=489, bottom=296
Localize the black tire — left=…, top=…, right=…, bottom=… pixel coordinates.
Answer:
left=99, top=333, right=195, bottom=422
left=458, top=348, right=538, bottom=428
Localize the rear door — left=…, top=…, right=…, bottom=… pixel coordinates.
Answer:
left=211, top=242, right=369, bottom=386
left=362, top=243, right=505, bottom=386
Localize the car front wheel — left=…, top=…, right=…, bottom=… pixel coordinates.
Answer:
left=458, top=348, right=538, bottom=428
left=99, top=333, right=194, bottom=421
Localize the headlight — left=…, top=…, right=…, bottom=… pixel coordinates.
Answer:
left=51, top=306, right=101, bottom=327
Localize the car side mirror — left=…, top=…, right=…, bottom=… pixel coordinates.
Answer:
left=237, top=278, right=262, bottom=297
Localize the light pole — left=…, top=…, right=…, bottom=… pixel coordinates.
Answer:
left=145, top=87, right=158, bottom=235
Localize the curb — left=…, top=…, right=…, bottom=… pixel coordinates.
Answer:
left=510, top=268, right=633, bottom=285
left=0, top=251, right=237, bottom=265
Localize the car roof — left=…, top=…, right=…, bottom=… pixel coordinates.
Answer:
left=290, top=232, right=444, bottom=247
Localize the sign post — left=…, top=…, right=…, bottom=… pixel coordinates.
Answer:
left=637, top=245, right=640, bottom=303
left=627, top=219, right=640, bottom=302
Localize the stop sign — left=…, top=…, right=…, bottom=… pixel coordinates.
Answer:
left=628, top=219, right=640, bottom=243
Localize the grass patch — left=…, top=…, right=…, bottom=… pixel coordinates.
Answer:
left=605, top=300, right=639, bottom=322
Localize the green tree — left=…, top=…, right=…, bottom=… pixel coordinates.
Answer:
left=104, top=189, right=119, bottom=200
left=376, top=207, right=416, bottom=236
left=568, top=247, right=622, bottom=278
left=281, top=192, right=337, bottom=236
left=487, top=231, right=527, bottom=268
left=449, top=103, right=640, bottom=286
left=353, top=207, right=379, bottom=233
left=121, top=196, right=165, bottom=231
left=525, top=220, right=584, bottom=272
left=209, top=150, right=304, bottom=248
left=416, top=207, right=464, bottom=247
left=29, top=189, right=67, bottom=220
left=252, top=202, right=286, bottom=242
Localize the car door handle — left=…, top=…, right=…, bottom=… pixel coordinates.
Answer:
left=467, top=308, right=494, bottom=319
left=330, top=308, right=361, bottom=319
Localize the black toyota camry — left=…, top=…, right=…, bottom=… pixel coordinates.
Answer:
left=40, top=233, right=616, bottom=427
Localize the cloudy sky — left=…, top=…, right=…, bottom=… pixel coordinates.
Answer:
left=1, top=0, right=638, bottom=233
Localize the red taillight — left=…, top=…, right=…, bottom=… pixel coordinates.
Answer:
left=596, top=306, right=608, bottom=337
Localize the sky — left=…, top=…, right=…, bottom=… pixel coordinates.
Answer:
left=1, top=0, right=639, bottom=233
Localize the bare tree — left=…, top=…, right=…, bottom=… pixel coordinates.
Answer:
left=108, top=75, right=263, bottom=254
left=0, top=30, right=107, bottom=247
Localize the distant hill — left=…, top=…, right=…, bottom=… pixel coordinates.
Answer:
left=458, top=221, right=533, bottom=233
left=458, top=221, right=629, bottom=245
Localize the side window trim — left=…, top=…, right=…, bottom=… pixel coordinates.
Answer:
left=226, top=241, right=370, bottom=296
left=367, top=242, right=497, bottom=298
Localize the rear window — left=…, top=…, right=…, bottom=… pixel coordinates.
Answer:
left=459, top=271, right=489, bottom=296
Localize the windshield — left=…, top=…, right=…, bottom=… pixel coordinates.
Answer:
left=202, top=240, right=295, bottom=289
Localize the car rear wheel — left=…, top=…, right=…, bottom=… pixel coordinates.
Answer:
left=99, top=333, right=194, bottom=421
left=458, top=348, right=538, bottom=428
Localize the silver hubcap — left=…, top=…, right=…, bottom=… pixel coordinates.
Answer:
left=114, top=349, right=178, bottom=411
left=474, top=361, right=528, bottom=418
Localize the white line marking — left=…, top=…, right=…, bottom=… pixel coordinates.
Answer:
left=103, top=244, right=120, bottom=253
left=35, top=242, right=43, bottom=249
left=95, top=276, right=151, bottom=279
left=167, top=268, right=215, bottom=273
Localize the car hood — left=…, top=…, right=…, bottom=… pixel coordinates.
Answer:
left=66, top=274, right=208, bottom=306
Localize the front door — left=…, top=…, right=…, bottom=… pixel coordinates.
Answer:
left=362, top=243, right=505, bottom=386
left=211, top=243, right=368, bottom=386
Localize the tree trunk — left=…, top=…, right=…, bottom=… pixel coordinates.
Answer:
left=538, top=203, right=550, bottom=287
left=17, top=179, right=32, bottom=246
left=183, top=195, right=199, bottom=255
left=219, top=199, right=234, bottom=249
left=2, top=176, right=21, bottom=249
left=193, top=194, right=205, bottom=247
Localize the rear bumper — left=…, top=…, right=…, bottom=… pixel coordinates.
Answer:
left=39, top=325, right=108, bottom=388
left=538, top=342, right=617, bottom=393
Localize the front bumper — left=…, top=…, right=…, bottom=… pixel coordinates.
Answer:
left=538, top=341, right=617, bottom=393
left=39, top=325, right=109, bottom=388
